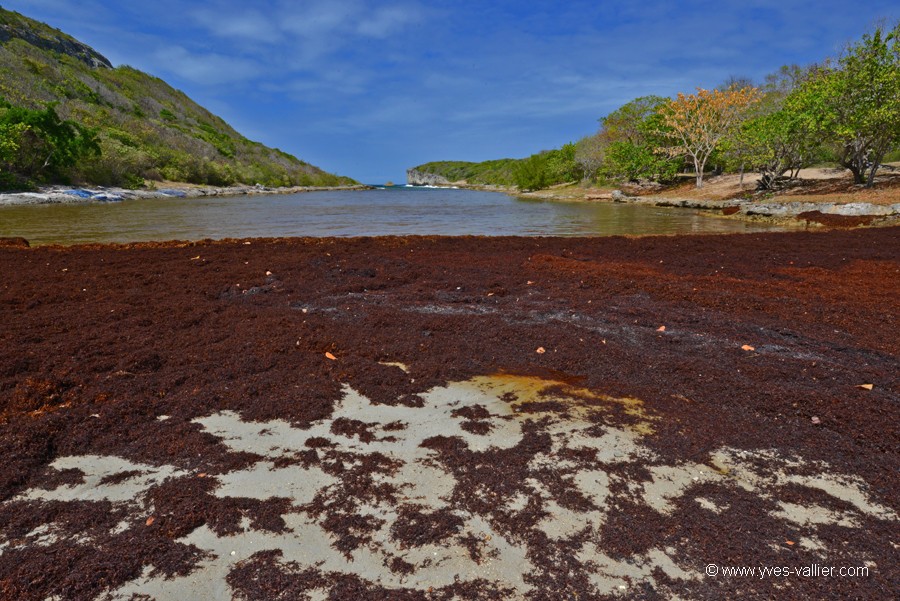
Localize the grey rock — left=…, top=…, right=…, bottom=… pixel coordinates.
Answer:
left=406, top=169, right=452, bottom=186
left=0, top=22, right=112, bottom=69
left=743, top=201, right=899, bottom=217
left=825, top=202, right=896, bottom=216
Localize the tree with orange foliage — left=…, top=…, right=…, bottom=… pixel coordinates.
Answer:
left=659, top=87, right=760, bottom=188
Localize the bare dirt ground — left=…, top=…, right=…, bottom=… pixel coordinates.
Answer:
left=0, top=230, right=898, bottom=600
left=651, top=166, right=900, bottom=205
left=525, top=165, right=900, bottom=208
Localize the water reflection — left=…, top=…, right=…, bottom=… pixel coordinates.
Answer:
left=0, top=187, right=800, bottom=245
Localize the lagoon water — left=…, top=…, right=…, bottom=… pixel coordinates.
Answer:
left=0, top=187, right=799, bottom=245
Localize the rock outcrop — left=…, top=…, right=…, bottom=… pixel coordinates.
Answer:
left=0, top=12, right=112, bottom=69
left=406, top=169, right=452, bottom=186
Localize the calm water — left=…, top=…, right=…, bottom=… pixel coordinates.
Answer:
left=0, top=187, right=799, bottom=245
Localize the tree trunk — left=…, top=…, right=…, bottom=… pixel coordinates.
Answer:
left=739, top=163, right=744, bottom=187
left=757, top=161, right=792, bottom=191
left=694, top=156, right=705, bottom=188
left=843, top=139, right=868, bottom=185
left=758, top=169, right=780, bottom=191
left=866, top=163, right=879, bottom=188
left=847, top=164, right=866, bottom=185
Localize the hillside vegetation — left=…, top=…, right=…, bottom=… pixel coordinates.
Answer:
left=0, top=8, right=356, bottom=189
left=410, top=159, right=520, bottom=186
left=410, top=144, right=579, bottom=190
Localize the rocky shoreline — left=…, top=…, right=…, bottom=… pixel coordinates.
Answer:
left=406, top=165, right=900, bottom=228
left=513, top=187, right=900, bottom=227
left=595, top=191, right=900, bottom=224
left=0, top=183, right=373, bottom=206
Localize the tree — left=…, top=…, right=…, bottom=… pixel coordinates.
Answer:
left=789, top=22, right=900, bottom=187
left=603, top=139, right=678, bottom=182
left=721, top=64, right=824, bottom=190
left=718, top=75, right=756, bottom=92
left=602, top=96, right=669, bottom=145
left=763, top=64, right=818, bottom=97
left=0, top=98, right=100, bottom=183
left=543, top=142, right=580, bottom=182
left=659, top=87, right=760, bottom=188
left=511, top=144, right=580, bottom=191
left=0, top=122, right=28, bottom=163
left=513, top=153, right=550, bottom=190
left=736, top=109, right=816, bottom=190
left=0, top=121, right=30, bottom=188
left=598, top=96, right=679, bottom=183
left=574, top=133, right=606, bottom=182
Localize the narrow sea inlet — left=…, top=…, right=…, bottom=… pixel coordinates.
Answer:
left=0, top=187, right=800, bottom=245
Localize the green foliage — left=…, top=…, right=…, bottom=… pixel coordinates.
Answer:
left=23, top=56, right=46, bottom=76
left=602, top=96, right=669, bottom=144
left=413, top=159, right=522, bottom=185
left=763, top=64, right=816, bottom=97
left=543, top=143, right=580, bottom=182
left=55, top=78, right=102, bottom=104
left=574, top=134, right=606, bottom=181
left=512, top=154, right=550, bottom=190
left=510, top=145, right=580, bottom=190
left=733, top=109, right=808, bottom=189
left=0, top=120, right=33, bottom=189
left=602, top=140, right=678, bottom=182
left=0, top=98, right=99, bottom=187
left=195, top=122, right=236, bottom=158
left=0, top=121, right=27, bottom=162
left=597, top=96, right=680, bottom=183
left=788, top=21, right=900, bottom=186
left=414, top=146, right=579, bottom=191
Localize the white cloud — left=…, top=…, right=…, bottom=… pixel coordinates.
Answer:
left=11, top=0, right=100, bottom=15
left=190, top=9, right=278, bottom=42
left=171, top=0, right=425, bottom=86
left=356, top=5, right=422, bottom=38
left=154, top=46, right=262, bottom=86
left=279, top=0, right=351, bottom=37
left=275, top=67, right=373, bottom=99
left=188, top=1, right=423, bottom=49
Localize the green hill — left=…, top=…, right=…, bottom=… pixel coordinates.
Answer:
left=408, top=159, right=522, bottom=186
left=0, top=7, right=356, bottom=189
left=409, top=143, right=580, bottom=190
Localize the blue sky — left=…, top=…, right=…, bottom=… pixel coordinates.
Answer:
left=3, top=1, right=898, bottom=183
